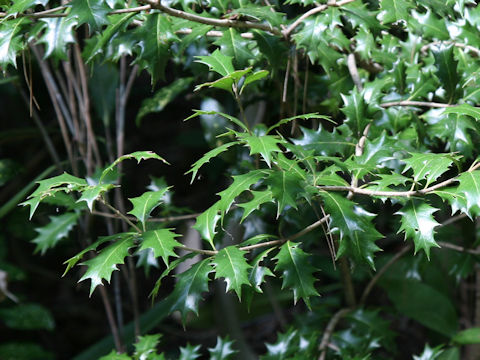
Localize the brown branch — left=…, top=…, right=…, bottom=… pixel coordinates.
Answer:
left=318, top=308, right=353, bottom=360
left=99, top=200, right=143, bottom=233
left=0, top=5, right=151, bottom=19
left=347, top=53, right=362, bottom=92
left=421, top=41, right=480, bottom=57
left=140, top=0, right=282, bottom=35
left=380, top=100, right=454, bottom=108
left=437, top=241, right=480, bottom=255
left=91, top=210, right=201, bottom=222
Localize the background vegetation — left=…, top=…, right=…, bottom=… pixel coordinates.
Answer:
left=1, top=0, right=480, bottom=359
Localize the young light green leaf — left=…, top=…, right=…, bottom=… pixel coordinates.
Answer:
left=100, top=151, right=169, bottom=183
left=32, top=212, right=80, bottom=255
left=208, top=336, right=237, bottom=360
left=217, top=170, right=266, bottom=216
left=165, top=258, right=213, bottom=323
left=237, top=189, right=274, bottom=222
left=402, top=152, right=457, bottom=187
left=134, top=333, right=162, bottom=359
left=240, top=70, right=269, bottom=94
left=273, top=241, right=319, bottom=307
left=193, top=201, right=222, bottom=249
left=195, top=49, right=235, bottom=76
left=128, top=189, right=169, bottom=228
left=237, top=133, right=285, bottom=167
left=139, top=229, right=181, bottom=266
left=452, top=327, right=480, bottom=345
left=186, top=141, right=239, bottom=184
left=69, top=0, right=111, bottom=32
left=76, top=183, right=116, bottom=211
left=99, top=350, right=131, bottom=360
left=79, top=235, right=135, bottom=296
left=213, top=246, right=252, bottom=299
left=396, top=200, right=440, bottom=259
left=194, top=68, right=251, bottom=93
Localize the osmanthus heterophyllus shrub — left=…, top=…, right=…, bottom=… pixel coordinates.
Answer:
left=1, top=0, right=480, bottom=358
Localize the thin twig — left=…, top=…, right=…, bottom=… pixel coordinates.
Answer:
left=140, top=0, right=282, bottom=35
left=437, top=241, right=480, bottom=255
left=318, top=308, right=353, bottom=360
left=91, top=210, right=201, bottom=222
left=98, top=286, right=124, bottom=352
left=347, top=53, right=362, bottom=92
left=421, top=41, right=480, bottom=57
left=0, top=5, right=150, bottom=19
left=100, top=199, right=143, bottom=233
left=360, top=244, right=412, bottom=304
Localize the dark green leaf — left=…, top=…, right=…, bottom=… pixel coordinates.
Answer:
left=193, top=201, right=221, bottom=249
left=0, top=18, right=29, bottom=69
left=213, top=246, right=251, bottom=299
left=432, top=44, right=459, bottom=103
left=69, top=0, right=111, bottom=32
left=139, top=229, right=181, bottom=266
left=273, top=241, right=319, bottom=307
left=237, top=133, right=285, bottom=167
left=452, top=327, right=480, bottom=344
left=292, top=124, right=355, bottom=157
left=379, top=0, right=414, bottom=24
left=396, top=200, right=440, bottom=259
left=265, top=170, right=304, bottom=217
left=37, top=17, right=77, bottom=60
left=238, top=189, right=273, bottom=222
left=165, top=258, right=213, bottom=323
left=213, top=28, right=254, bottom=68
left=402, top=152, right=457, bottom=186
left=0, top=303, right=54, bottom=330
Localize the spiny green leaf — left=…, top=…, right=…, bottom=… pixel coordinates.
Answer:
left=396, top=200, right=440, bottom=259
left=454, top=170, right=480, bottom=217
left=186, top=141, right=239, bottom=184
left=99, top=350, right=131, bottom=360
left=85, top=12, right=137, bottom=63
left=273, top=241, right=319, bottom=307
left=79, top=235, right=136, bottom=296
left=69, top=0, right=111, bottom=32
left=319, top=192, right=381, bottom=268
left=139, top=229, right=181, bottom=266
left=240, top=70, right=269, bottom=94
left=442, top=103, right=480, bottom=120
left=208, top=336, right=237, bottom=360
left=292, top=124, right=355, bottom=157
left=229, top=5, right=284, bottom=26
left=0, top=18, right=29, bottom=69
left=237, top=133, right=285, bottom=167
left=379, top=0, right=414, bottom=24
left=133, top=13, right=178, bottom=84
left=213, top=246, right=252, bottom=299
left=63, top=232, right=136, bottom=276
left=6, top=0, right=47, bottom=15
left=165, top=258, right=213, bottom=323
left=37, top=17, right=77, bottom=61
left=193, top=201, right=221, bottom=249
left=76, top=183, right=116, bottom=211
left=100, top=151, right=168, bottom=183
left=32, top=212, right=79, bottom=255
left=432, top=44, right=459, bottom=104
left=195, top=49, right=235, bottom=77
left=213, top=28, right=255, bottom=68
left=402, top=152, right=457, bottom=187
left=265, top=170, right=304, bottom=217
left=136, top=77, right=193, bottom=125
left=238, top=189, right=274, bottom=222
left=128, top=188, right=169, bottom=229
left=179, top=344, right=202, bottom=360
left=248, top=248, right=275, bottom=293
left=194, top=67, right=251, bottom=93
left=341, top=90, right=373, bottom=137
left=22, top=173, right=87, bottom=219
left=366, top=172, right=410, bottom=193
left=217, top=170, right=266, bottom=216
left=134, top=334, right=162, bottom=359
left=411, top=9, right=449, bottom=40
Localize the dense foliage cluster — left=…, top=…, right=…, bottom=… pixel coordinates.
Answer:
left=2, top=0, right=480, bottom=359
